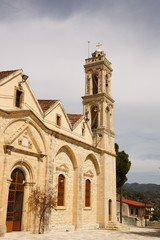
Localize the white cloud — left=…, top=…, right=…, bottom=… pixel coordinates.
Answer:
left=129, top=158, right=160, bottom=173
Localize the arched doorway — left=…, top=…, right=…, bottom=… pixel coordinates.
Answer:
left=6, top=169, right=25, bottom=232
left=109, top=199, right=112, bottom=221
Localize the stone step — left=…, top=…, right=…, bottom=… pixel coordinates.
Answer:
left=105, top=222, right=130, bottom=231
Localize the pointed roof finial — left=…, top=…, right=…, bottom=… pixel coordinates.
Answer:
left=96, top=42, right=102, bottom=51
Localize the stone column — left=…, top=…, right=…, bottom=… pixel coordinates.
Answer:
left=44, top=135, right=54, bottom=232
left=97, top=154, right=106, bottom=228
left=74, top=165, right=83, bottom=229
left=0, top=149, right=12, bottom=235
left=21, top=182, right=31, bottom=231
left=0, top=179, right=11, bottom=236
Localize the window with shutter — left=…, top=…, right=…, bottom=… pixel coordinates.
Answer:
left=57, top=174, right=65, bottom=206
left=85, top=179, right=91, bottom=207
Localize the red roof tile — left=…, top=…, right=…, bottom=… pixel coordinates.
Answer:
left=116, top=197, right=152, bottom=208
left=67, top=114, right=83, bottom=126
left=0, top=70, right=17, bottom=80
left=38, top=99, right=58, bottom=113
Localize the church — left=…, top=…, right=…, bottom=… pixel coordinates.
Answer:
left=0, top=45, right=117, bottom=234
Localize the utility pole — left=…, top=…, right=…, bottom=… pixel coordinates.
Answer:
left=120, top=186, right=123, bottom=223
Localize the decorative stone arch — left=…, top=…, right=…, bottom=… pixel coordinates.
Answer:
left=8, top=159, right=35, bottom=184
left=2, top=118, right=47, bottom=155
left=25, top=119, right=47, bottom=154
left=85, top=153, right=101, bottom=175
left=82, top=153, right=100, bottom=226
left=55, top=145, right=78, bottom=170
left=52, top=145, right=78, bottom=227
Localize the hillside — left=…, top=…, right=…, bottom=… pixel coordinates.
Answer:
left=123, top=183, right=160, bottom=209
left=124, top=183, right=160, bottom=192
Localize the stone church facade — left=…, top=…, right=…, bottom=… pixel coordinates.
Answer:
left=0, top=46, right=116, bottom=234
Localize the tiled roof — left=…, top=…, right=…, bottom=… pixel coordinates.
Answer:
left=0, top=70, right=17, bottom=80
left=38, top=99, right=58, bottom=113
left=116, top=197, right=152, bottom=208
left=67, top=114, right=83, bottom=126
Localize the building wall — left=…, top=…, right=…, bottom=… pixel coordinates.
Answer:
left=0, top=116, right=47, bottom=233
left=116, top=201, right=148, bottom=227
left=0, top=113, right=116, bottom=232
left=82, top=155, right=98, bottom=226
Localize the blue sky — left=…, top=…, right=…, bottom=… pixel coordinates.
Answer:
left=1, top=0, right=160, bottom=184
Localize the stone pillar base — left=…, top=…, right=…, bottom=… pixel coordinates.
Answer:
left=0, top=225, right=5, bottom=236
left=106, top=221, right=130, bottom=230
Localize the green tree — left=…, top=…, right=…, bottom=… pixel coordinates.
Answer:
left=115, top=143, right=131, bottom=188
left=115, top=143, right=131, bottom=223
left=150, top=208, right=160, bottom=221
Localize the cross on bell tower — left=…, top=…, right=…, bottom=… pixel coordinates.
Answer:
left=96, top=42, right=102, bottom=51
left=82, top=43, right=115, bottom=150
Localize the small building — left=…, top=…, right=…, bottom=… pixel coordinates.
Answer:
left=117, top=197, right=152, bottom=227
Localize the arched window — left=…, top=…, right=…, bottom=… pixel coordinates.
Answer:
left=92, top=74, right=98, bottom=94
left=85, top=179, right=91, bottom=207
left=57, top=174, right=65, bottom=206
left=106, top=106, right=110, bottom=129
left=106, top=75, right=109, bottom=94
left=91, top=106, right=98, bottom=130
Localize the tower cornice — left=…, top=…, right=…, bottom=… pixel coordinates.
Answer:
left=82, top=93, right=115, bottom=104
left=84, top=57, right=113, bottom=72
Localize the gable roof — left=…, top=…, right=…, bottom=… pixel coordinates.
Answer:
left=38, top=99, right=58, bottom=113
left=116, top=197, right=152, bottom=208
left=0, top=70, right=18, bottom=80
left=67, top=114, right=83, bottom=126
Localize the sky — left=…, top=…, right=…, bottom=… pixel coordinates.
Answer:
left=0, top=0, right=160, bottom=184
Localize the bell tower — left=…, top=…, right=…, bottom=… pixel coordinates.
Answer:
left=82, top=43, right=115, bottom=151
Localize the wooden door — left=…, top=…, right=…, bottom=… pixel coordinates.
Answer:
left=6, top=169, right=25, bottom=232
left=109, top=199, right=112, bottom=221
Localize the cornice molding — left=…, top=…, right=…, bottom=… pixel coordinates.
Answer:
left=82, top=93, right=115, bottom=104
left=3, top=144, right=45, bottom=161
left=0, top=109, right=115, bottom=157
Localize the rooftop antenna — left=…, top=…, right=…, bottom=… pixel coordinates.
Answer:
left=88, top=41, right=90, bottom=58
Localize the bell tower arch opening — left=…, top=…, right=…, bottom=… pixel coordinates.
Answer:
left=91, top=105, right=98, bottom=130
left=92, top=74, right=98, bottom=94
left=105, top=74, right=108, bottom=94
